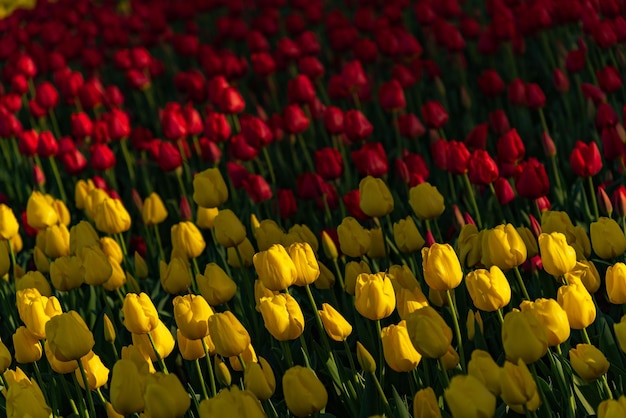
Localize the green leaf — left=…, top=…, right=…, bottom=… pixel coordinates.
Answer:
left=392, top=385, right=412, bottom=418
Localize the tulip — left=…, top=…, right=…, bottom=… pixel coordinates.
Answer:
left=597, top=397, right=626, bottom=418
left=177, top=330, right=213, bottom=361
left=142, top=193, right=168, bottom=226
left=288, top=242, right=320, bottom=286
left=26, top=191, right=58, bottom=230
left=16, top=288, right=62, bottom=339
left=538, top=232, right=577, bottom=276
left=468, top=349, right=501, bottom=396
left=606, top=263, right=626, bottom=304
left=173, top=294, right=212, bottom=340
left=198, top=386, right=266, bottom=418
left=557, top=282, right=596, bottom=329
left=465, top=266, right=511, bottom=312
left=590, top=217, right=626, bottom=259
left=244, top=357, right=276, bottom=401
left=285, top=224, right=319, bottom=252
left=143, top=372, right=191, bottom=418
left=520, top=299, right=570, bottom=346
left=214, top=209, right=247, bottom=248
left=121, top=344, right=155, bottom=375
left=109, top=359, right=145, bottom=415
left=49, top=255, right=84, bottom=291
left=283, top=366, right=329, bottom=417
left=355, top=272, right=396, bottom=320
left=229, top=343, right=258, bottom=372
left=409, top=182, right=445, bottom=220
left=615, top=315, right=626, bottom=354
left=500, top=359, right=541, bottom=414
left=405, top=306, right=453, bottom=359
left=215, top=356, right=232, bottom=387
left=570, top=344, right=610, bottom=381
left=5, top=372, right=52, bottom=418
left=457, top=224, right=482, bottom=268
left=13, top=327, right=43, bottom=364
left=0, top=204, right=19, bottom=239
left=0, top=339, right=11, bottom=372
left=95, top=198, right=132, bottom=234
left=134, top=252, right=148, bottom=279
left=481, top=224, right=527, bottom=270
left=132, top=320, right=175, bottom=361
left=422, top=243, right=463, bottom=291
left=358, top=176, right=394, bottom=217
left=254, top=220, right=286, bottom=251
left=197, top=263, right=237, bottom=306
left=381, top=320, right=422, bottom=372
left=196, top=207, right=219, bottom=229
left=103, top=258, right=127, bottom=292
left=45, top=311, right=95, bottom=361
left=69, top=221, right=100, bottom=255
left=41, top=224, right=70, bottom=258
left=122, top=293, right=159, bottom=334
left=337, top=217, right=371, bottom=258
left=318, top=303, right=352, bottom=341
left=44, top=340, right=78, bottom=374
left=413, top=386, right=441, bottom=418
left=208, top=311, right=251, bottom=357
left=100, top=237, right=123, bottom=264
left=192, top=168, right=229, bottom=209
left=78, top=245, right=113, bottom=286
left=253, top=244, right=298, bottom=291
left=501, top=310, right=548, bottom=364
left=159, top=258, right=192, bottom=294
left=441, top=345, right=460, bottom=370
left=75, top=351, right=109, bottom=390
left=356, top=341, right=377, bottom=373
left=170, top=221, right=206, bottom=259
left=0, top=242, right=10, bottom=278
left=16, top=271, right=52, bottom=296
left=444, top=375, right=496, bottom=418
left=259, top=293, right=305, bottom=341
left=393, top=216, right=425, bottom=253
left=227, top=238, right=255, bottom=268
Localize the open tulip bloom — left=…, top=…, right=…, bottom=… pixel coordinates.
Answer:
left=3, top=1, right=626, bottom=417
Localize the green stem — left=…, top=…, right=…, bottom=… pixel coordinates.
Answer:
left=58, top=374, right=79, bottom=416
left=445, top=290, right=466, bottom=372
left=194, top=358, right=210, bottom=400
left=201, top=339, right=217, bottom=397
left=77, top=358, right=97, bottom=418
left=343, top=339, right=361, bottom=390
left=48, top=157, right=67, bottom=202
left=298, top=134, right=315, bottom=173
left=280, top=340, right=295, bottom=368
left=237, top=354, right=247, bottom=373
left=304, top=285, right=332, bottom=353
left=262, top=147, right=277, bottom=187
left=463, top=173, right=482, bottom=228
left=513, top=266, right=531, bottom=300
left=438, top=358, right=450, bottom=387
left=120, top=139, right=136, bottom=184
left=370, top=371, right=393, bottom=417
left=32, top=360, right=50, bottom=408
left=588, top=176, right=599, bottom=221
left=71, top=372, right=88, bottom=418
left=153, top=225, right=165, bottom=261
left=147, top=332, right=169, bottom=374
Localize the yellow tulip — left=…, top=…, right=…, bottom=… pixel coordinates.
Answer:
left=41, top=224, right=70, bottom=258
left=197, top=263, right=237, bottom=306
left=94, top=198, right=132, bottom=234
left=16, top=270, right=51, bottom=296
left=229, top=343, right=257, bottom=372
left=481, top=224, right=527, bottom=270
left=465, top=266, right=511, bottom=312
left=159, top=258, right=192, bottom=294
left=109, top=359, right=146, bottom=415
left=208, top=311, right=251, bottom=357
left=501, top=310, right=548, bottom=364
left=5, top=369, right=51, bottom=418
left=45, top=311, right=95, bottom=361
left=380, top=320, right=421, bottom=372
left=285, top=224, right=319, bottom=252
left=78, top=245, right=113, bottom=286
left=344, top=260, right=371, bottom=295
left=314, top=262, right=335, bottom=290
left=0, top=339, right=11, bottom=372
left=214, top=209, right=246, bottom=248
left=538, top=232, right=577, bottom=276
left=520, top=298, right=570, bottom=346
left=359, top=176, right=394, bottom=217
left=606, top=262, right=626, bottom=304
left=198, top=385, right=265, bottom=418
left=421, top=243, right=463, bottom=291
left=590, top=217, right=626, bottom=259
left=388, top=264, right=420, bottom=291
left=444, top=375, right=495, bottom=418
left=171, top=221, right=206, bottom=259
left=596, top=397, right=626, bottom=418
left=142, top=192, right=168, bottom=226
left=75, top=179, right=96, bottom=210
left=393, top=216, right=425, bottom=253
left=288, top=242, right=320, bottom=286
left=283, top=366, right=328, bottom=417
left=177, top=330, right=213, bottom=361
left=172, top=294, right=212, bottom=340
left=570, top=344, right=610, bottom=381
left=243, top=357, right=276, bottom=401
left=354, top=272, right=396, bottom=320
left=405, top=306, right=453, bottom=359
left=356, top=341, right=377, bottom=372
left=254, top=219, right=285, bottom=251
left=614, top=315, right=626, bottom=354
left=409, top=182, right=445, bottom=220
left=0, top=203, right=19, bottom=239
left=321, top=230, right=338, bottom=260
left=253, top=244, right=297, bottom=291
left=318, top=303, right=352, bottom=341
left=337, top=217, right=371, bottom=258
left=517, top=226, right=539, bottom=258
left=142, top=372, right=191, bottom=418
left=468, top=349, right=501, bottom=396
left=99, top=236, right=123, bottom=264
left=122, top=292, right=159, bottom=334
left=192, top=168, right=228, bottom=208
left=16, top=288, right=62, bottom=339
left=500, top=359, right=541, bottom=414
left=26, top=191, right=58, bottom=230
left=557, top=282, right=596, bottom=329
left=69, top=220, right=99, bottom=255
left=44, top=340, right=78, bottom=374
left=132, top=320, right=175, bottom=361
left=413, top=387, right=441, bottom=418
left=196, top=206, right=219, bottom=229
left=395, top=286, right=429, bottom=320
left=75, top=351, right=110, bottom=390
left=456, top=224, right=482, bottom=268
left=367, top=228, right=385, bottom=259
left=259, top=293, right=305, bottom=341
left=226, top=237, right=255, bottom=268
left=13, top=326, right=43, bottom=364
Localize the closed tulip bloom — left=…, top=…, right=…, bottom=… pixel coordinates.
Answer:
left=75, top=351, right=109, bottom=390
left=520, top=299, right=570, bottom=346
left=253, top=244, right=298, bottom=291
left=367, top=228, right=386, bottom=259
left=406, top=306, right=453, bottom=359
left=41, top=224, right=70, bottom=258
left=0, top=339, right=11, bottom=372
left=466, top=310, right=484, bottom=341
left=110, top=359, right=146, bottom=415
left=517, top=227, right=539, bottom=258
left=254, top=220, right=286, bottom=251
left=85, top=188, right=109, bottom=221
left=444, top=375, right=496, bottom=418
left=69, top=221, right=100, bottom=255
left=193, top=168, right=229, bottom=208
left=160, top=258, right=192, bottom=294
left=51, top=199, right=70, bottom=226
left=134, top=252, right=148, bottom=279
left=605, top=263, right=626, bottom=304
left=422, top=243, right=463, bottom=291
left=214, top=356, right=231, bottom=387
left=171, top=221, right=206, bottom=259
left=75, top=179, right=96, bottom=210
left=16, top=270, right=51, bottom=296
left=122, top=293, right=159, bottom=334
left=359, top=176, right=394, bottom=217
left=614, top=316, right=626, bottom=353
left=78, top=245, right=113, bottom=285
left=500, top=359, right=541, bottom=414
left=13, top=327, right=43, bottom=364
left=285, top=224, right=319, bottom=252
left=214, top=209, right=247, bottom=248
left=388, top=264, right=420, bottom=291
left=196, top=207, right=219, bottom=229
left=597, top=397, right=626, bottom=418
left=209, top=311, right=251, bottom=357
left=557, top=282, right=596, bottom=329
left=356, top=341, right=377, bottom=373
left=570, top=344, right=610, bottom=381
left=33, top=247, right=49, bottom=274
left=381, top=320, right=422, bottom=372
left=396, top=285, right=429, bottom=320
left=142, top=193, right=168, bottom=226
left=393, top=216, right=425, bottom=253
left=132, top=320, right=175, bottom=361
left=482, top=224, right=527, bottom=270
left=337, top=217, right=371, bottom=258
left=121, top=344, right=155, bottom=375
left=283, top=366, right=328, bottom=417
left=100, top=237, right=123, bottom=264
left=288, top=242, right=320, bottom=286
left=409, top=182, right=445, bottom=220
left=344, top=261, right=371, bottom=295
left=244, top=357, right=276, bottom=400
left=5, top=372, right=52, bottom=418
left=538, top=232, right=577, bottom=276
left=198, top=263, right=237, bottom=306
left=457, top=224, right=482, bottom=268
left=0, top=204, right=19, bottom=239
left=355, top=272, right=396, bottom=320
left=319, top=303, right=352, bottom=341
left=45, top=311, right=95, bottom=361
left=16, top=288, right=62, bottom=339
left=441, top=345, right=460, bottom=370
left=413, top=387, right=441, bottom=418
left=591, top=217, right=626, bottom=259
left=321, top=231, right=338, bottom=260
left=143, top=372, right=191, bottom=418
left=227, top=238, right=255, bottom=268
left=468, top=349, right=501, bottom=396
left=26, top=191, right=58, bottom=230
left=103, top=259, right=127, bottom=292
left=315, top=262, right=336, bottom=290
left=173, top=294, right=212, bottom=340
left=502, top=310, right=548, bottom=364
left=465, top=266, right=511, bottom=311
left=229, top=343, right=258, bottom=372
left=259, top=293, right=305, bottom=341
left=569, top=260, right=601, bottom=294
left=95, top=198, right=131, bottom=234
left=177, top=330, right=213, bottom=361
left=45, top=340, right=78, bottom=374
left=198, top=386, right=266, bottom=418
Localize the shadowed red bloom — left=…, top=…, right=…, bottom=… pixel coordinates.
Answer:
left=297, top=172, right=325, bottom=200
left=323, top=106, right=344, bottom=134
left=230, top=134, right=259, bottom=161
left=489, top=109, right=510, bottom=135
left=553, top=69, right=570, bottom=93
left=525, top=83, right=546, bottom=108
left=78, top=78, right=104, bottom=109
left=35, top=81, right=59, bottom=109
left=569, top=141, right=602, bottom=177
left=90, top=143, right=116, bottom=171
left=351, top=142, right=388, bottom=177
left=593, top=21, right=617, bottom=49
left=204, top=112, right=231, bottom=143
left=397, top=113, right=425, bottom=139
left=19, top=130, right=38, bottom=156
left=403, top=151, right=430, bottom=185
left=465, top=123, right=489, bottom=150
left=37, top=131, right=58, bottom=158
left=298, top=56, right=324, bottom=79
left=430, top=139, right=448, bottom=170
left=343, top=190, right=369, bottom=220
left=106, top=108, right=130, bottom=141
left=514, top=158, right=550, bottom=199
left=182, top=104, right=203, bottom=136
left=507, top=78, right=526, bottom=106
left=243, top=174, right=272, bottom=203
left=218, top=86, right=245, bottom=114
left=60, top=147, right=87, bottom=175
left=378, top=80, right=406, bottom=110
left=283, top=104, right=310, bottom=134
left=29, top=99, right=46, bottom=119
left=155, top=141, right=183, bottom=172
left=317, top=182, right=339, bottom=211
left=566, top=49, right=586, bottom=73
left=612, top=186, right=626, bottom=216
left=161, top=104, right=188, bottom=141
left=251, top=52, right=276, bottom=77
left=478, top=69, right=505, bottom=97
left=421, top=101, right=448, bottom=129
left=581, top=83, right=606, bottom=105
left=601, top=126, right=625, bottom=160
left=494, top=177, right=515, bottom=204
left=278, top=189, right=297, bottom=219
left=241, top=115, right=273, bottom=148
left=597, top=65, right=622, bottom=93
left=314, top=147, right=343, bottom=180
left=197, top=138, right=221, bottom=164
left=497, top=129, right=525, bottom=164
left=468, top=149, right=499, bottom=185
left=288, top=74, right=316, bottom=103
left=597, top=103, right=618, bottom=129
left=341, top=60, right=368, bottom=93
left=447, top=141, right=470, bottom=175
left=344, top=110, right=373, bottom=142
left=126, top=69, right=151, bottom=90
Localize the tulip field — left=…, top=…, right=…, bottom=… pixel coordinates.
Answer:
left=4, top=0, right=626, bottom=417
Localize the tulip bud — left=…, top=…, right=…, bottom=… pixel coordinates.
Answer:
left=570, top=344, right=610, bottom=381
left=13, top=327, right=43, bottom=364
left=358, top=176, right=394, bottom=217
left=142, top=193, right=168, bottom=226
left=381, top=320, right=422, bottom=372
left=356, top=341, right=376, bottom=373
left=500, top=359, right=541, bottom=413
left=288, top=242, right=320, bottom=286
left=253, top=244, right=297, bottom=291
left=75, top=351, right=110, bottom=390
left=95, top=198, right=132, bottom=234
left=0, top=204, right=19, bottom=240
left=132, top=320, right=175, bottom=361
left=244, top=357, right=276, bottom=401
left=393, top=216, right=425, bottom=253
left=502, top=310, right=548, bottom=364
left=196, top=207, right=219, bottom=229
left=193, top=168, right=229, bottom=208
left=159, top=258, right=192, bottom=295
left=215, top=356, right=231, bottom=387
left=538, top=232, right=577, bottom=277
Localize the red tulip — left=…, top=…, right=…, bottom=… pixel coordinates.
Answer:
left=497, top=129, right=525, bottom=164
left=37, top=131, right=58, bottom=158
left=569, top=141, right=602, bottom=177
left=340, top=60, right=368, bottom=93
left=35, top=82, right=58, bottom=110
left=227, top=162, right=249, bottom=189
left=105, top=85, right=125, bottom=108
left=90, top=143, right=116, bottom=171
left=478, top=69, right=505, bottom=97
left=378, top=80, right=406, bottom=111
left=489, top=109, right=511, bottom=135
left=218, top=86, right=245, bottom=114
left=241, top=115, right=273, bottom=148
left=15, top=53, right=36, bottom=78
left=156, top=141, right=183, bottom=172
left=11, top=74, right=28, bottom=95
left=251, top=52, right=276, bottom=77
left=566, top=49, right=586, bottom=73
left=494, top=177, right=515, bottom=205
left=581, top=83, right=606, bottom=105
left=278, top=189, right=297, bottom=219
left=78, top=78, right=103, bottom=110
left=601, top=126, right=625, bottom=160
left=197, top=138, right=222, bottom=164
left=161, top=104, right=188, bottom=141
left=430, top=139, right=449, bottom=170
left=182, top=104, right=203, bottom=136
left=106, top=108, right=130, bottom=141
left=298, top=56, right=324, bottom=79
left=343, top=190, right=369, bottom=220
left=283, top=104, right=310, bottom=134
left=597, top=103, right=618, bottom=129
left=29, top=100, right=46, bottom=119
left=314, top=147, right=343, bottom=180
left=507, top=78, right=526, bottom=106
left=243, top=174, right=272, bottom=203
left=447, top=141, right=470, bottom=175
left=229, top=133, right=259, bottom=161
left=514, top=158, right=550, bottom=200
left=525, top=83, right=546, bottom=108
left=397, top=113, right=425, bottom=139
left=611, top=186, right=626, bottom=217
left=323, top=106, right=344, bottom=134
left=60, top=147, right=87, bottom=175
left=288, top=74, right=316, bottom=103
left=296, top=173, right=325, bottom=200
left=597, top=65, right=622, bottom=93
left=18, top=130, right=38, bottom=156
left=204, top=112, right=231, bottom=143
left=468, top=149, right=499, bottom=185
left=0, top=109, right=22, bottom=137
left=344, top=110, right=373, bottom=142
left=464, top=123, right=489, bottom=150
left=403, top=151, right=430, bottom=185
left=552, top=68, right=570, bottom=93
left=592, top=21, right=617, bottom=49
left=351, top=142, right=388, bottom=177
left=421, top=101, right=448, bottom=129
left=542, top=132, right=557, bottom=157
